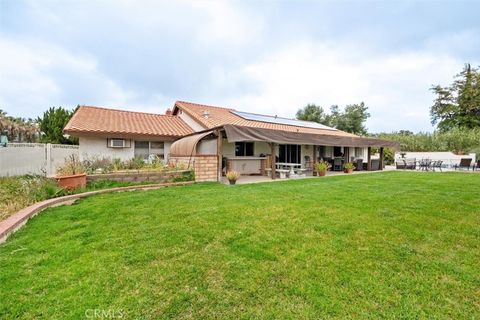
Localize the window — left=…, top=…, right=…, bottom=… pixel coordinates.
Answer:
left=279, top=144, right=301, bottom=163
left=107, top=138, right=130, bottom=148
left=334, top=146, right=343, bottom=157
left=134, top=141, right=165, bottom=160
left=355, top=147, right=364, bottom=158
left=235, top=142, right=254, bottom=156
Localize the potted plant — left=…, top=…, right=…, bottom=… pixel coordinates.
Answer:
left=314, top=160, right=329, bottom=177
left=343, top=162, right=356, bottom=174
left=55, top=154, right=87, bottom=190
left=226, top=170, right=240, bottom=185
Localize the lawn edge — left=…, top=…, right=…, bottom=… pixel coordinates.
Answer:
left=0, top=181, right=194, bottom=245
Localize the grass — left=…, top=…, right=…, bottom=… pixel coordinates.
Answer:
left=0, top=176, right=157, bottom=221
left=0, top=172, right=479, bottom=319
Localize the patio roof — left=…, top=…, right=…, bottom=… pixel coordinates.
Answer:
left=169, top=131, right=215, bottom=156
left=223, top=125, right=400, bottom=149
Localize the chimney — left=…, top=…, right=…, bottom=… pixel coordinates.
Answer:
left=165, top=108, right=172, bottom=116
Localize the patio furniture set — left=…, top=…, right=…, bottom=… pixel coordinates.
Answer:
left=396, top=158, right=480, bottom=171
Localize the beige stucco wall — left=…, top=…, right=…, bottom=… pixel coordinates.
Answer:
left=197, top=138, right=217, bottom=155
left=222, top=140, right=272, bottom=157
left=79, top=136, right=134, bottom=161
left=178, top=111, right=205, bottom=132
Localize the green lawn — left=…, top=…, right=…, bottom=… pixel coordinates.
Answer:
left=1, top=172, right=479, bottom=319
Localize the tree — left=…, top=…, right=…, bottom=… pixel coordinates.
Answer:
left=297, top=102, right=370, bottom=135
left=37, top=106, right=78, bottom=144
left=0, top=109, right=39, bottom=142
left=295, top=104, right=330, bottom=125
left=328, top=102, right=370, bottom=135
left=431, top=63, right=480, bottom=131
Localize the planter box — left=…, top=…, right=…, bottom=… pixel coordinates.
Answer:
left=55, top=173, right=87, bottom=190
left=87, top=170, right=193, bottom=183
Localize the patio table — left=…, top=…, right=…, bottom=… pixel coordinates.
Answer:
left=276, top=162, right=302, bottom=176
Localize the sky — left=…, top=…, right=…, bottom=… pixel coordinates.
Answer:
left=1, top=0, right=479, bottom=133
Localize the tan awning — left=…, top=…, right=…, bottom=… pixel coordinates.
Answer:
left=170, top=131, right=214, bottom=156
left=223, top=125, right=400, bottom=149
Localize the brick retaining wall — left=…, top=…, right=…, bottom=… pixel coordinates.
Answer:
left=170, top=155, right=218, bottom=182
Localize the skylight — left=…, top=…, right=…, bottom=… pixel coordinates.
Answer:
left=231, top=110, right=338, bottom=131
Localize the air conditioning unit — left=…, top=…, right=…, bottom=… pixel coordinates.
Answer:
left=109, top=139, right=126, bottom=148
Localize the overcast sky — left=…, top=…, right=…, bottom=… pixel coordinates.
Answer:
left=1, top=0, right=479, bottom=132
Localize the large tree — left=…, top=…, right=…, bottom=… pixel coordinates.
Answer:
left=431, top=64, right=480, bottom=131
left=37, top=106, right=78, bottom=144
left=296, top=102, right=370, bottom=135
left=0, top=109, right=39, bottom=142
left=295, top=104, right=329, bottom=124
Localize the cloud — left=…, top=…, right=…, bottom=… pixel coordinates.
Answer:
left=225, top=40, right=465, bottom=132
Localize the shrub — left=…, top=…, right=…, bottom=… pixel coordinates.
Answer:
left=56, top=154, right=86, bottom=176
left=226, top=171, right=240, bottom=181
left=343, top=162, right=355, bottom=170
left=314, top=160, right=330, bottom=172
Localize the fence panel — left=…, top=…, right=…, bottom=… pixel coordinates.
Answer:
left=0, top=143, right=79, bottom=177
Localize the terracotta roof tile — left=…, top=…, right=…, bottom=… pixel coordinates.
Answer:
left=174, top=101, right=358, bottom=138
left=64, top=106, right=194, bottom=137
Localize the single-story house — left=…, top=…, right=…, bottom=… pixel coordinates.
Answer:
left=64, top=101, right=399, bottom=181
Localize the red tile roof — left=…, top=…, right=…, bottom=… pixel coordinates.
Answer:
left=64, top=106, right=194, bottom=138
left=173, top=101, right=359, bottom=138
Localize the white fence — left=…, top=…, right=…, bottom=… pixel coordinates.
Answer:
left=0, top=143, right=79, bottom=177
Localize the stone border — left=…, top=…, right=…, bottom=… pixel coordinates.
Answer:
left=0, top=181, right=194, bottom=244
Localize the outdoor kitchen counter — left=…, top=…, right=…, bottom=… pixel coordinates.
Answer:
left=227, top=157, right=267, bottom=175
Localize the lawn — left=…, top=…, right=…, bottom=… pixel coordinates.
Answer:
left=0, top=172, right=479, bottom=319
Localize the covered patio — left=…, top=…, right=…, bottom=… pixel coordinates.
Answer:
left=169, top=124, right=400, bottom=182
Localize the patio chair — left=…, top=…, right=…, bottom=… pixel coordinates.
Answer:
left=404, top=158, right=416, bottom=170
left=431, top=160, right=443, bottom=172
left=396, top=159, right=406, bottom=170
left=454, top=158, right=472, bottom=170
left=333, top=158, right=343, bottom=171
left=475, top=160, right=480, bottom=171
left=355, top=159, right=363, bottom=171
left=419, top=159, right=432, bottom=171
left=370, top=159, right=380, bottom=171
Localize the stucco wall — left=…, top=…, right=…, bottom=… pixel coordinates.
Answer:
left=197, top=138, right=217, bottom=155
left=79, top=136, right=134, bottom=161
left=222, top=140, right=272, bottom=157
left=178, top=111, right=205, bottom=132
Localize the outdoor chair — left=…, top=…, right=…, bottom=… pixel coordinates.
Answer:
left=333, top=158, right=343, bottom=171
left=454, top=158, right=472, bottom=170
left=404, top=158, right=416, bottom=170
left=475, top=160, right=480, bottom=171
left=395, top=159, right=406, bottom=170
left=418, top=159, right=432, bottom=171
left=355, top=159, right=363, bottom=171
left=431, top=160, right=443, bottom=172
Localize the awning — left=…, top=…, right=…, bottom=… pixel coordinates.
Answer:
left=170, top=131, right=214, bottom=156
left=223, top=125, right=400, bottom=149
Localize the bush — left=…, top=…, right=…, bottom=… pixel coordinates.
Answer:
left=56, top=154, right=86, bottom=176
left=0, top=175, right=66, bottom=221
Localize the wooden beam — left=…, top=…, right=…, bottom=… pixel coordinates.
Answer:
left=379, top=147, right=384, bottom=171
left=270, top=143, right=276, bottom=180
left=216, top=130, right=223, bottom=181
left=367, top=147, right=372, bottom=171
left=313, top=145, right=317, bottom=176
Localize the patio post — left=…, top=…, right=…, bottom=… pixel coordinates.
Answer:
left=367, top=147, right=372, bottom=171
left=313, top=145, right=317, bottom=176
left=270, top=142, right=276, bottom=180
left=379, top=147, right=384, bottom=171
left=216, top=130, right=223, bottom=181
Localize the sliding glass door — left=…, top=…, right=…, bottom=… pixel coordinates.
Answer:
left=279, top=144, right=301, bottom=163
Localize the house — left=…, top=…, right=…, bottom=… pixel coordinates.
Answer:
left=64, top=101, right=399, bottom=181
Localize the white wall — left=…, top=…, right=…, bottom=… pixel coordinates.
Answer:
left=0, top=143, right=79, bottom=177
left=79, top=136, right=134, bottom=161
left=178, top=111, right=205, bottom=132
left=197, top=138, right=217, bottom=155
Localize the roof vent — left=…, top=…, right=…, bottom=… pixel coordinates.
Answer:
left=202, top=110, right=210, bottom=119
left=165, top=108, right=172, bottom=116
